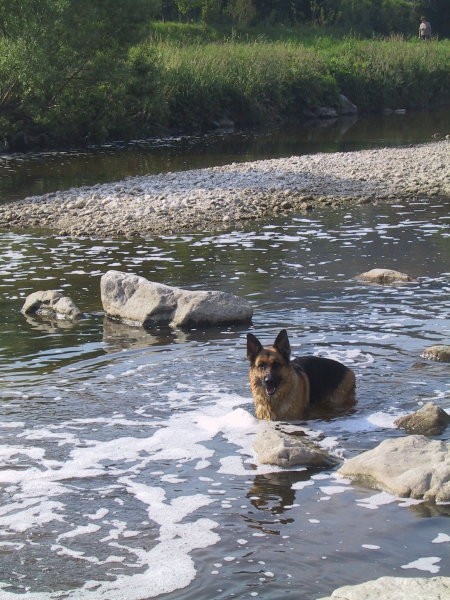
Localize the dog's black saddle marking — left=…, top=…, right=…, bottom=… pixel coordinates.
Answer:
left=292, top=356, right=350, bottom=405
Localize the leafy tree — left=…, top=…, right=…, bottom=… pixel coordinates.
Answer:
left=0, top=0, right=160, bottom=143
left=226, top=0, right=256, bottom=26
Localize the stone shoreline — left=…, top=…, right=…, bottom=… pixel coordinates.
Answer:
left=1, top=141, right=448, bottom=238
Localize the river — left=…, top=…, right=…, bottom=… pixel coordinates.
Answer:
left=0, top=110, right=449, bottom=599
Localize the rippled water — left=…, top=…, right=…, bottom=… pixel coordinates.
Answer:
left=0, top=196, right=449, bottom=598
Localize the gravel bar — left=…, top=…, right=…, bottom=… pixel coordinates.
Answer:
left=1, top=141, right=448, bottom=238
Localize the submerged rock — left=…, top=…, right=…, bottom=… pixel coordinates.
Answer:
left=253, top=427, right=336, bottom=468
left=421, top=344, right=450, bottom=362
left=338, top=94, right=358, bottom=115
left=317, top=576, right=450, bottom=600
left=100, top=270, right=253, bottom=329
left=394, top=402, right=450, bottom=436
left=356, top=268, right=416, bottom=284
left=338, top=435, right=450, bottom=502
left=21, top=290, right=83, bottom=320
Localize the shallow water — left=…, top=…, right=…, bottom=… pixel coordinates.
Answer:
left=1, top=107, right=449, bottom=203
left=0, top=196, right=449, bottom=598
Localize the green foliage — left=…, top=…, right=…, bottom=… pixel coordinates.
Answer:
left=0, top=0, right=159, bottom=144
left=150, top=1, right=450, bottom=37
left=150, top=21, right=220, bottom=42
left=0, top=1, right=448, bottom=148
left=325, top=36, right=450, bottom=111
left=154, top=35, right=449, bottom=131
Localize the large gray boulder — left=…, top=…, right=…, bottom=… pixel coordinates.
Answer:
left=100, top=270, right=253, bottom=329
left=21, top=290, right=83, bottom=320
left=356, top=268, right=416, bottom=284
left=394, top=402, right=450, bottom=436
left=317, top=576, right=450, bottom=600
left=338, top=435, right=450, bottom=502
left=253, top=427, right=336, bottom=468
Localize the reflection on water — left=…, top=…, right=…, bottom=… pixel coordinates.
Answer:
left=0, top=196, right=448, bottom=599
left=1, top=107, right=449, bottom=203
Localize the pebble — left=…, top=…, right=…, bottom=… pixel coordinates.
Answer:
left=0, top=141, right=448, bottom=238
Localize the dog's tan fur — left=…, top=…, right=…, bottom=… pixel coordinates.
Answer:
left=247, top=330, right=356, bottom=421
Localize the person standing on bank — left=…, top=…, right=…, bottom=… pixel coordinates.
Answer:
left=419, top=16, right=432, bottom=40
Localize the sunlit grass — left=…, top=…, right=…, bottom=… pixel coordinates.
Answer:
left=150, top=35, right=450, bottom=129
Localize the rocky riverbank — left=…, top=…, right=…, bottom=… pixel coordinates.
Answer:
left=1, top=141, right=448, bottom=238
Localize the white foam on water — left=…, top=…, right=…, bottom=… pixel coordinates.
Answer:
left=2, top=386, right=316, bottom=598
left=56, top=524, right=101, bottom=542
left=366, top=411, right=399, bottom=429
left=401, top=556, right=441, bottom=573
left=397, top=497, right=424, bottom=507
left=292, top=480, right=315, bottom=491
left=85, top=508, right=109, bottom=520
left=432, top=533, right=450, bottom=544
left=0, top=421, right=25, bottom=429
left=356, top=491, right=399, bottom=510
left=319, top=485, right=352, bottom=495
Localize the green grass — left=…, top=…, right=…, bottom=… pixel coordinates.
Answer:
left=150, top=35, right=450, bottom=131
left=157, top=40, right=338, bottom=129
left=324, top=36, right=450, bottom=111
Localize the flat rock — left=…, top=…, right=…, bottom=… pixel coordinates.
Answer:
left=356, top=268, right=416, bottom=284
left=338, top=435, right=450, bottom=502
left=253, top=427, right=336, bottom=468
left=421, top=345, right=450, bottom=362
left=21, top=290, right=83, bottom=320
left=316, top=576, right=450, bottom=600
left=394, top=402, right=450, bottom=436
left=100, top=270, right=253, bottom=329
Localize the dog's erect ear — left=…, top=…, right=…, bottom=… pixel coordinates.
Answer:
left=274, top=329, right=291, bottom=362
left=247, top=333, right=262, bottom=363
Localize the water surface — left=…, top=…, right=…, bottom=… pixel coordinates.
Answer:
left=0, top=196, right=449, bottom=598
left=1, top=107, right=449, bottom=203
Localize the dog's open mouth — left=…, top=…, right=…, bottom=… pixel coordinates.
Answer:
left=264, top=382, right=277, bottom=396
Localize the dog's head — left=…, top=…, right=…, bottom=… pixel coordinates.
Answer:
left=247, top=329, right=291, bottom=397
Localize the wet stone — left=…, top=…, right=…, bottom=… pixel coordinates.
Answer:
left=421, top=345, right=450, bottom=362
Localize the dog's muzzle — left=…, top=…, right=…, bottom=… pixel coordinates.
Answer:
left=263, top=376, right=278, bottom=397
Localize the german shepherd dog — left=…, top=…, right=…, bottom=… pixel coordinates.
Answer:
left=247, top=329, right=356, bottom=421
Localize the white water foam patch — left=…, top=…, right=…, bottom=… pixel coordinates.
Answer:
left=366, top=411, right=399, bottom=429
left=307, top=347, right=375, bottom=368
left=2, top=377, right=396, bottom=599
left=312, top=411, right=401, bottom=443
left=1, top=388, right=301, bottom=598
left=432, top=533, right=450, bottom=544
left=401, top=556, right=441, bottom=573
left=0, top=422, right=217, bottom=595
left=356, top=491, right=423, bottom=510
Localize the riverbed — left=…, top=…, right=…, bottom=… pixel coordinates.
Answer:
left=0, top=113, right=449, bottom=599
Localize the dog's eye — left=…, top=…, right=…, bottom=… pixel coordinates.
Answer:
left=257, top=363, right=265, bottom=370
left=272, top=361, right=281, bottom=369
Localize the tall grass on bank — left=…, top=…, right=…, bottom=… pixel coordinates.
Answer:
left=158, top=41, right=338, bottom=129
left=1, top=30, right=449, bottom=147
left=325, top=36, right=450, bottom=112
left=155, top=36, right=450, bottom=131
